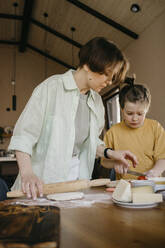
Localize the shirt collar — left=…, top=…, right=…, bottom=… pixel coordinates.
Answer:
left=89, top=89, right=96, bottom=101
left=63, top=69, right=96, bottom=101
left=63, top=69, right=78, bottom=90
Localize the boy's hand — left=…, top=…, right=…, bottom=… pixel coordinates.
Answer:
left=145, top=169, right=162, bottom=178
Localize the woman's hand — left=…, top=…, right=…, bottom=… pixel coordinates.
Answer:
left=97, top=145, right=138, bottom=172
left=21, top=172, right=43, bottom=200
left=114, top=164, right=129, bottom=174
left=15, top=151, right=43, bottom=200
left=107, top=150, right=138, bottom=171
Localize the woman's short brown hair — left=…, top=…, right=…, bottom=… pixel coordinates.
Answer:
left=79, top=37, right=129, bottom=84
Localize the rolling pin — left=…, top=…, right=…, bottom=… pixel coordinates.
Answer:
left=7, top=178, right=110, bottom=198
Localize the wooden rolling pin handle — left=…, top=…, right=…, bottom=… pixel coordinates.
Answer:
left=43, top=179, right=89, bottom=195
left=7, top=190, right=25, bottom=198
left=7, top=179, right=110, bottom=198
left=7, top=179, right=89, bottom=198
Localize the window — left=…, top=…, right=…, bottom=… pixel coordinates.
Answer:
left=106, top=94, right=120, bottom=129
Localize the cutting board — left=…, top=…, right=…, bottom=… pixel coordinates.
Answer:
left=0, top=204, right=60, bottom=247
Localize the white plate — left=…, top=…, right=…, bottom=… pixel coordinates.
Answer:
left=112, top=198, right=159, bottom=209
left=147, top=177, right=165, bottom=183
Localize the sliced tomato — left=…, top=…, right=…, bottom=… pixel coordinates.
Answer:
left=106, top=187, right=115, bottom=192
left=137, top=176, right=147, bottom=180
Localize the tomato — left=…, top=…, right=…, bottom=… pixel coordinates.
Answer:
left=137, top=176, right=147, bottom=180
left=106, top=187, right=115, bottom=192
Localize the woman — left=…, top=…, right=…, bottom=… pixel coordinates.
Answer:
left=8, top=37, right=137, bottom=199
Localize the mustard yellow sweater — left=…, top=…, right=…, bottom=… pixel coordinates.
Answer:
left=102, top=119, right=165, bottom=179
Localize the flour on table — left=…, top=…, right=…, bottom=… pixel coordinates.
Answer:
left=47, top=192, right=84, bottom=201
left=11, top=191, right=112, bottom=209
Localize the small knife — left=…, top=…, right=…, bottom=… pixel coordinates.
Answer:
left=127, top=169, right=146, bottom=177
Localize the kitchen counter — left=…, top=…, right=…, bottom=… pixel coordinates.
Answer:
left=0, top=157, right=16, bottom=162
left=0, top=187, right=165, bottom=248
left=0, top=157, right=18, bottom=176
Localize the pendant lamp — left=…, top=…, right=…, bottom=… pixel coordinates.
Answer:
left=43, top=13, right=48, bottom=79
left=70, top=27, right=76, bottom=67
left=11, top=2, right=18, bottom=111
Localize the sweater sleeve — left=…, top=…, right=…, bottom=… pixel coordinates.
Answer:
left=153, top=121, right=165, bottom=161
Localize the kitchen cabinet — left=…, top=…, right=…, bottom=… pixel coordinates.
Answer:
left=0, top=157, right=18, bottom=188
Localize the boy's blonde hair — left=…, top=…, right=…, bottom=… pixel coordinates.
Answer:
left=119, top=83, right=151, bottom=109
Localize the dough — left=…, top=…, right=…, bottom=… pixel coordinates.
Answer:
left=47, top=192, right=84, bottom=201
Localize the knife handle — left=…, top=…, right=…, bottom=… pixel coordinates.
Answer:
left=127, top=169, right=146, bottom=177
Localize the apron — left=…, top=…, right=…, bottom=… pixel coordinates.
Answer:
left=66, top=155, right=80, bottom=181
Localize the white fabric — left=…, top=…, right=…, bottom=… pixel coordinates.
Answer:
left=8, top=69, right=105, bottom=189
left=73, top=93, right=89, bottom=156
left=67, top=155, right=80, bottom=181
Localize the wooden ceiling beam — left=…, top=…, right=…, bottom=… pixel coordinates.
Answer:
left=0, top=13, right=22, bottom=20
left=0, top=40, right=19, bottom=45
left=27, top=44, right=75, bottom=69
left=31, top=18, right=82, bottom=48
left=0, top=14, right=82, bottom=48
left=66, top=0, right=138, bottom=39
left=0, top=40, right=74, bottom=69
left=19, top=0, right=35, bottom=52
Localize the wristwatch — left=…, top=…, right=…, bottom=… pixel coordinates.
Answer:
left=104, top=148, right=113, bottom=159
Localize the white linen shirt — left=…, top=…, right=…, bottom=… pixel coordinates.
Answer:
left=8, top=70, right=105, bottom=189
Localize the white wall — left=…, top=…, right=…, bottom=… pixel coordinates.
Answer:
left=124, top=11, right=165, bottom=128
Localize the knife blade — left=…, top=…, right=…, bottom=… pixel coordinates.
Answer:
left=127, top=169, right=146, bottom=177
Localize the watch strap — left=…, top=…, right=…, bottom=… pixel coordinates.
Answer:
left=104, top=148, right=113, bottom=159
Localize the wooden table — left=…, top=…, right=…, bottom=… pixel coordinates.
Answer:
left=60, top=188, right=165, bottom=248
left=1, top=187, right=165, bottom=248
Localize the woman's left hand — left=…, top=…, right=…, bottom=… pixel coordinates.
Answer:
left=108, top=150, right=138, bottom=169
left=114, top=164, right=128, bottom=174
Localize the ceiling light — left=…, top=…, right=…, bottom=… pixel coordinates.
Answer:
left=130, top=4, right=141, bottom=13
